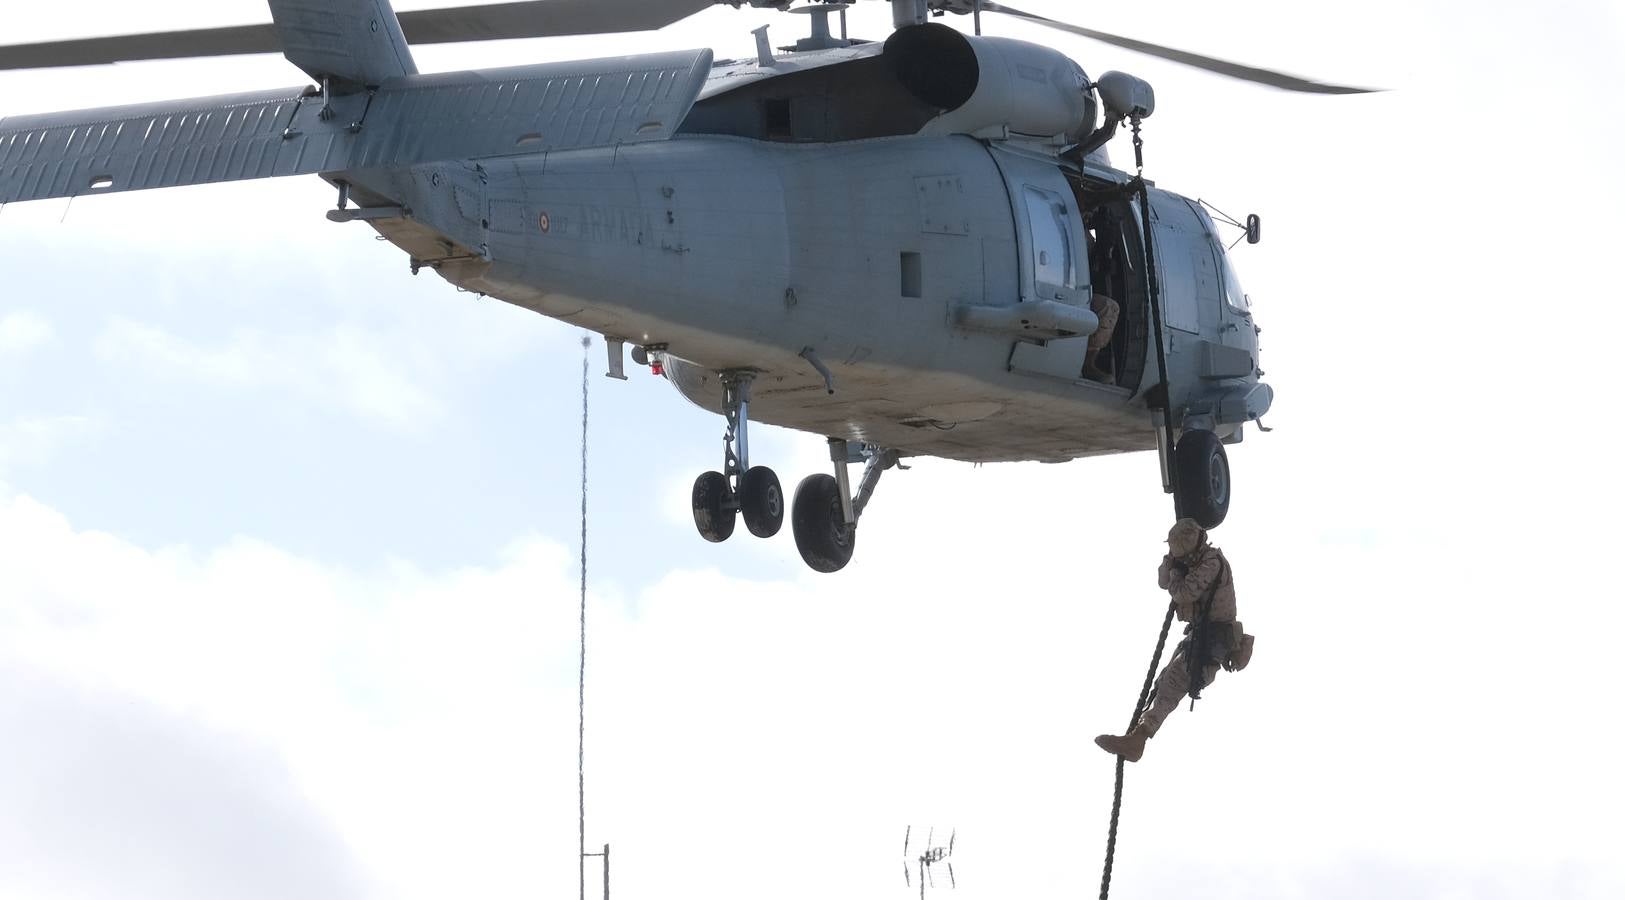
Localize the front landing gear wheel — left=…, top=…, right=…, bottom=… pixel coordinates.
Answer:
left=792, top=474, right=856, bottom=573
left=692, top=471, right=736, bottom=543
left=1174, top=429, right=1230, bottom=529
left=738, top=466, right=784, bottom=538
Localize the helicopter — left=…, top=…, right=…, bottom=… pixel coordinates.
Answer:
left=0, top=0, right=1371, bottom=573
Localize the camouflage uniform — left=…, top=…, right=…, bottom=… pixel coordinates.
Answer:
left=1096, top=519, right=1252, bottom=762
left=1083, top=293, right=1120, bottom=382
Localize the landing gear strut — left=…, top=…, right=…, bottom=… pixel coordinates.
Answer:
left=691, top=371, right=783, bottom=543
left=791, top=438, right=899, bottom=573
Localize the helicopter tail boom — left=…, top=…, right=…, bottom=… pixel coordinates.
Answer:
left=0, top=49, right=711, bottom=206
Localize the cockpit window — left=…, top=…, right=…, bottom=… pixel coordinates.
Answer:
left=1220, top=251, right=1251, bottom=313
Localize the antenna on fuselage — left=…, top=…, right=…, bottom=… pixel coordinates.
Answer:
left=892, top=0, right=929, bottom=28
left=787, top=4, right=854, bottom=51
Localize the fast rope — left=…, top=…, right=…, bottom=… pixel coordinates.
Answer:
left=577, top=335, right=590, bottom=900
left=1098, top=113, right=1182, bottom=900
left=1097, top=601, right=1176, bottom=900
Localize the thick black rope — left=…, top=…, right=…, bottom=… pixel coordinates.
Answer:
left=1099, top=601, right=1178, bottom=900
left=1099, top=114, right=1182, bottom=900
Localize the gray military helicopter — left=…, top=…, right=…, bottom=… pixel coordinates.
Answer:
left=0, top=0, right=1370, bottom=572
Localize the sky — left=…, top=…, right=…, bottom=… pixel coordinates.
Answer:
left=2, top=1, right=1624, bottom=898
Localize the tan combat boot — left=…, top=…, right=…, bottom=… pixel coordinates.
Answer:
left=1094, top=725, right=1150, bottom=762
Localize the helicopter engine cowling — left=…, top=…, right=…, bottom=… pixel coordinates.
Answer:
left=885, top=23, right=1096, bottom=143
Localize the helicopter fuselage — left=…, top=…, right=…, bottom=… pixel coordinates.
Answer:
left=1, top=10, right=1283, bottom=565
left=346, top=130, right=1268, bottom=464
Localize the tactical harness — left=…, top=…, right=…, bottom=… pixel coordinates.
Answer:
left=1184, top=554, right=1230, bottom=706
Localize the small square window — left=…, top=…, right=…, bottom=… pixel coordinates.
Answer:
left=900, top=252, right=923, bottom=298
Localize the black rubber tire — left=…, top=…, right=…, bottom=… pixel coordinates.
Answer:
left=1173, top=429, right=1231, bottom=529
left=791, top=473, right=857, bottom=573
left=738, top=466, right=784, bottom=538
left=691, top=470, right=737, bottom=543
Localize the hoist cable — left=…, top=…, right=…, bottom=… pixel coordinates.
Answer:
left=577, top=335, right=590, bottom=900
left=1131, top=117, right=1180, bottom=493
left=1098, top=600, right=1178, bottom=900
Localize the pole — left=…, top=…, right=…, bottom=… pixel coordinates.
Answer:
left=583, top=844, right=610, bottom=900
left=577, top=337, right=590, bottom=900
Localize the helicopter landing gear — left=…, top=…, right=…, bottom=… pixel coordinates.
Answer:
left=738, top=464, right=784, bottom=539
left=792, top=439, right=899, bottom=573
left=691, top=371, right=783, bottom=543
left=1173, top=429, right=1230, bottom=529
left=692, top=470, right=735, bottom=542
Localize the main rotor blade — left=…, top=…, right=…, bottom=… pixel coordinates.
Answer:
left=0, top=0, right=716, bottom=71
left=0, top=24, right=279, bottom=71
left=399, top=0, right=717, bottom=44
left=982, top=2, right=1379, bottom=94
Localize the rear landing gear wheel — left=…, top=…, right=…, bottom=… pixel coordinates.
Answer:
left=739, top=466, right=784, bottom=538
left=692, top=470, right=736, bottom=543
left=1174, top=429, right=1230, bottom=529
left=792, top=473, right=856, bottom=573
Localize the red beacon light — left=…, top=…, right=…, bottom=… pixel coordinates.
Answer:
left=631, top=344, right=665, bottom=376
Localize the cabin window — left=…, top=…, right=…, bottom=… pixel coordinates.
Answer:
left=1024, top=187, right=1073, bottom=297
left=900, top=252, right=923, bottom=298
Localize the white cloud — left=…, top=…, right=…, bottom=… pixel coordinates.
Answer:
left=0, top=664, right=369, bottom=900
left=2, top=481, right=1620, bottom=900
left=0, top=311, right=54, bottom=355
left=93, top=318, right=442, bottom=428
left=0, top=487, right=581, bottom=900
left=0, top=415, right=98, bottom=471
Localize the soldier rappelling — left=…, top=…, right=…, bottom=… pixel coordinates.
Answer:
left=1095, top=519, right=1254, bottom=762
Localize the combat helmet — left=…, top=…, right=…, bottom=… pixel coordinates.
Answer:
left=1166, top=518, right=1206, bottom=557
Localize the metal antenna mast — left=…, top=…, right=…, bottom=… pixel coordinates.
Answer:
left=583, top=843, right=610, bottom=900
left=902, top=825, right=957, bottom=900
left=577, top=335, right=591, bottom=900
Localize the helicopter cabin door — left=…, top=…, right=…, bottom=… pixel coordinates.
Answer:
left=1145, top=191, right=1219, bottom=335
left=986, top=149, right=1098, bottom=382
